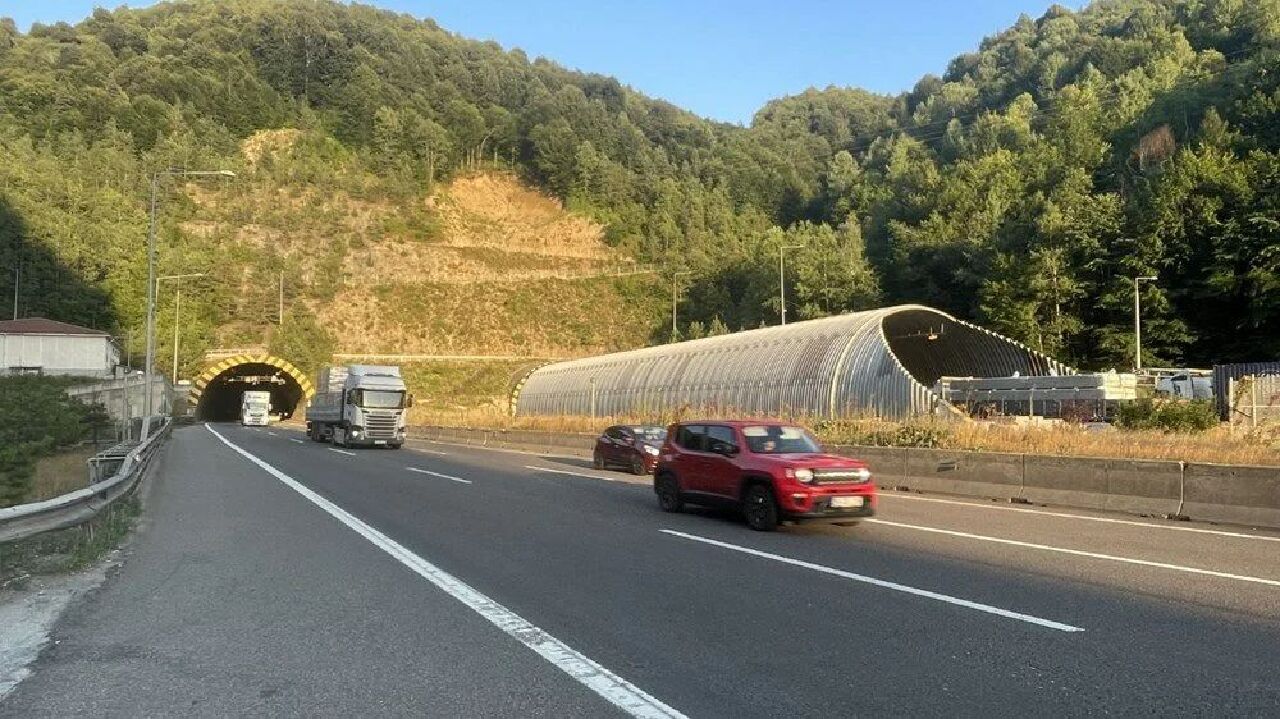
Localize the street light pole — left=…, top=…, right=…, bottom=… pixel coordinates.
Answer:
left=1132, top=275, right=1157, bottom=371
left=142, top=169, right=234, bottom=442
left=155, top=273, right=205, bottom=384
left=173, top=285, right=181, bottom=382
left=671, top=270, right=692, bottom=343
left=11, top=257, right=20, bottom=320
left=779, top=244, right=804, bottom=326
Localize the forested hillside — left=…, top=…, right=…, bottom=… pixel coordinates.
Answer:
left=0, top=0, right=1277, bottom=372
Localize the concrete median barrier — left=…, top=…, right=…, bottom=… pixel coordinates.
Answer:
left=1021, top=456, right=1182, bottom=516
left=1183, top=463, right=1280, bottom=528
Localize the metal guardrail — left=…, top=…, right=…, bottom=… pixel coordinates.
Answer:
left=0, top=417, right=172, bottom=544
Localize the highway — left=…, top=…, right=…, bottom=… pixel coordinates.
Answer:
left=4, top=423, right=1280, bottom=717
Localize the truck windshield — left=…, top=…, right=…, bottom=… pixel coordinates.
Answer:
left=742, top=425, right=822, bottom=454
left=353, top=390, right=405, bottom=409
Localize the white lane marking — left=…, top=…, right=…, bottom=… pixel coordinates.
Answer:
left=418, top=449, right=450, bottom=456
left=867, top=518, right=1280, bottom=588
left=205, top=424, right=686, bottom=719
left=880, top=492, right=1280, bottom=543
left=525, top=465, right=626, bottom=483
left=406, top=467, right=472, bottom=484
left=289, top=439, right=305, bottom=445
left=267, top=431, right=278, bottom=436
left=328, top=448, right=357, bottom=456
left=661, top=530, right=1082, bottom=633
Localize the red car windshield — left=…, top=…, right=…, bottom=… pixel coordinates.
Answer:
left=742, top=425, right=821, bottom=454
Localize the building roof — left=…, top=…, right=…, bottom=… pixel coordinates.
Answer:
left=0, top=318, right=110, bottom=337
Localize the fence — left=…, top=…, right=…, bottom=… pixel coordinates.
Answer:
left=1228, top=375, right=1280, bottom=430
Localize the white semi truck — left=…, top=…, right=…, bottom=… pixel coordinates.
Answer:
left=240, top=390, right=272, bottom=426
left=305, top=365, right=411, bottom=448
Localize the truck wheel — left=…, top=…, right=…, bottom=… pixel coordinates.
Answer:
left=333, top=427, right=346, bottom=448
left=743, top=483, right=780, bottom=532
left=655, top=474, right=684, bottom=513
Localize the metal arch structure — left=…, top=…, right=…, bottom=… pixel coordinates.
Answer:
left=513, top=304, right=1073, bottom=420
left=189, top=353, right=315, bottom=406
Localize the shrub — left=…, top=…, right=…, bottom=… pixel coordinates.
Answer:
left=1115, top=399, right=1219, bottom=433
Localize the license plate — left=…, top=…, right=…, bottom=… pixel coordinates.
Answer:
left=374, top=440, right=386, bottom=445
left=830, top=496, right=865, bottom=509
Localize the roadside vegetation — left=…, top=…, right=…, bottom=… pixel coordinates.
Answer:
left=0, top=377, right=111, bottom=508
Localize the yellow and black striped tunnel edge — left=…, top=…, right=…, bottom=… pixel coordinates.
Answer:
left=189, top=354, right=316, bottom=403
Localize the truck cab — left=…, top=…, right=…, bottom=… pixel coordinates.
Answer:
left=240, top=390, right=272, bottom=426
left=305, top=365, right=411, bottom=448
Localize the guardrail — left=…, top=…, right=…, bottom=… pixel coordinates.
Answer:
left=0, top=416, right=172, bottom=544
left=407, top=425, right=1280, bottom=530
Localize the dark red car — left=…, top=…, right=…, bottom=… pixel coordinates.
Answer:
left=593, top=425, right=667, bottom=475
left=653, top=420, right=876, bottom=531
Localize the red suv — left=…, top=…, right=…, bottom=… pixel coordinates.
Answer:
left=653, top=421, right=876, bottom=531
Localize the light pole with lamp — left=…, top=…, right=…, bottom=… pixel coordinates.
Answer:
left=671, top=270, right=692, bottom=343
left=142, top=169, right=235, bottom=441
left=779, top=244, right=804, bottom=326
left=1132, top=275, right=1157, bottom=371
left=156, top=273, right=206, bottom=384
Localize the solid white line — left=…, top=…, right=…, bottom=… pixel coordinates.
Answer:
left=525, top=465, right=626, bottom=483
left=660, top=530, right=1083, bottom=633
left=205, top=425, right=686, bottom=719
left=289, top=439, right=305, bottom=445
left=880, top=492, right=1280, bottom=542
left=406, top=467, right=472, bottom=484
left=866, top=518, right=1280, bottom=588
left=328, top=448, right=357, bottom=457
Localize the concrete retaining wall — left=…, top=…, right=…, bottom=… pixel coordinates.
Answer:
left=409, top=425, right=1280, bottom=530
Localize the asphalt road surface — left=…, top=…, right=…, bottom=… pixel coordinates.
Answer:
left=4, top=423, right=1280, bottom=717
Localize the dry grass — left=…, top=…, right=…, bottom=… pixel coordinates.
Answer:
left=410, top=407, right=1280, bottom=467
left=25, top=446, right=98, bottom=503
left=436, top=173, right=612, bottom=260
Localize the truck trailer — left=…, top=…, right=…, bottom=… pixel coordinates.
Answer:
left=240, top=390, right=272, bottom=426
left=305, top=365, right=410, bottom=448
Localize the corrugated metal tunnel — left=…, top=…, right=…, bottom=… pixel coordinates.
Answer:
left=513, top=304, right=1072, bottom=420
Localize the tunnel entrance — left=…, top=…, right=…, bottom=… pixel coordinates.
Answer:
left=192, top=354, right=315, bottom=422
left=881, top=308, right=1061, bottom=387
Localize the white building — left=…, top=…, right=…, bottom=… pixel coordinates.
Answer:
left=0, top=318, right=121, bottom=378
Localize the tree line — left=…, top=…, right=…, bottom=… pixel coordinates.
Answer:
left=0, top=0, right=1277, bottom=370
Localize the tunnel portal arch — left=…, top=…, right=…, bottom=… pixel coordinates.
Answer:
left=191, top=354, right=315, bottom=422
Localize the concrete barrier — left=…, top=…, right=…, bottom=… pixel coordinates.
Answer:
left=908, top=448, right=1023, bottom=499
left=409, top=425, right=1280, bottom=529
left=1021, top=456, right=1183, bottom=516
left=1183, top=463, right=1280, bottom=528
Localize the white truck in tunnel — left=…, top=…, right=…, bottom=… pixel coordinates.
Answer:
left=240, top=390, right=272, bottom=426
left=305, top=365, right=411, bottom=448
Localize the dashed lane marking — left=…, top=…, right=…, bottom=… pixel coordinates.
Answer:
left=406, top=467, right=472, bottom=484
left=867, top=518, right=1280, bottom=588
left=661, top=529, right=1083, bottom=633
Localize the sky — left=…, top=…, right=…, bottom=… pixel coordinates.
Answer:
left=5, top=0, right=1063, bottom=124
